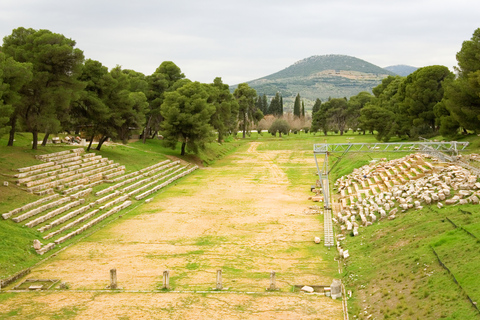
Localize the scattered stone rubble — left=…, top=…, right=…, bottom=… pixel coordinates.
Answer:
left=333, top=153, right=480, bottom=241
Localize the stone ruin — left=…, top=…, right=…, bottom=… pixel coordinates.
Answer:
left=333, top=153, right=480, bottom=257
left=2, top=149, right=198, bottom=256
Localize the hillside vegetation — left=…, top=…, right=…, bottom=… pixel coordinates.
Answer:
left=236, top=55, right=395, bottom=108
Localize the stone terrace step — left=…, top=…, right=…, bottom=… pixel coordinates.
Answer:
left=2, top=194, right=60, bottom=220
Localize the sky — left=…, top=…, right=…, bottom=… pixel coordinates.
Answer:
left=1, top=0, right=479, bottom=85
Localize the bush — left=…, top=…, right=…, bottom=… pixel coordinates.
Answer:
left=268, top=119, right=290, bottom=137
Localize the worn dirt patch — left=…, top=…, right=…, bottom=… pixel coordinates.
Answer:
left=3, top=141, right=343, bottom=319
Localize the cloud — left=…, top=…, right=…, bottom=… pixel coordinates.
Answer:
left=1, top=0, right=479, bottom=84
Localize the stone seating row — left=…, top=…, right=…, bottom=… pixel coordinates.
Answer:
left=135, top=166, right=198, bottom=200
left=14, top=156, right=107, bottom=181
left=25, top=163, right=120, bottom=193
left=2, top=194, right=60, bottom=220
left=37, top=201, right=133, bottom=255
left=53, top=201, right=133, bottom=245
left=95, top=161, right=179, bottom=196
left=104, top=160, right=172, bottom=184
left=125, top=166, right=185, bottom=197
left=12, top=197, right=73, bottom=223
left=42, top=209, right=100, bottom=240
left=34, top=148, right=84, bottom=161
left=25, top=199, right=85, bottom=228
left=36, top=152, right=83, bottom=163
left=121, top=165, right=181, bottom=193
left=38, top=201, right=93, bottom=233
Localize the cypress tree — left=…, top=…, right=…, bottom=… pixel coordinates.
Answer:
left=293, top=93, right=301, bottom=117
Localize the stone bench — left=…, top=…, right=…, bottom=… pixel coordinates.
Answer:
left=99, top=195, right=130, bottom=211
left=43, top=209, right=99, bottom=240
left=122, top=165, right=181, bottom=193
left=2, top=194, right=60, bottom=220
left=15, top=165, right=64, bottom=180
left=106, top=171, right=141, bottom=183
left=35, top=150, right=72, bottom=161
left=95, top=191, right=121, bottom=206
left=75, top=161, right=110, bottom=174
left=69, top=188, right=92, bottom=200
left=103, top=170, right=125, bottom=180
left=12, top=197, right=72, bottom=223
left=25, top=199, right=85, bottom=228
left=135, top=166, right=198, bottom=200
left=43, top=153, right=83, bottom=163
left=17, top=162, right=56, bottom=173
left=140, top=160, right=171, bottom=173
left=126, top=167, right=186, bottom=197
left=24, top=176, right=57, bottom=188
left=53, top=155, right=83, bottom=165
left=38, top=203, right=94, bottom=232
left=54, top=201, right=132, bottom=245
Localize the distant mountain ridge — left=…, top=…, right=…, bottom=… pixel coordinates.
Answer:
left=384, top=64, right=418, bottom=76
left=232, top=54, right=397, bottom=111
left=263, top=54, right=395, bottom=80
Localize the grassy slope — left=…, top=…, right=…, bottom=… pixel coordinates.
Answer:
left=0, top=133, right=244, bottom=280
left=329, top=134, right=480, bottom=319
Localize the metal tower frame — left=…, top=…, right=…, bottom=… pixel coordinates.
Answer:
left=313, top=141, right=469, bottom=210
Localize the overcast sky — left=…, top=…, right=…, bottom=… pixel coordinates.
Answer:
left=1, top=0, right=479, bottom=85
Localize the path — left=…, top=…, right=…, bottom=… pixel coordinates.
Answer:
left=1, top=141, right=342, bottom=319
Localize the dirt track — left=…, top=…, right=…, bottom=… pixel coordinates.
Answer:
left=1, top=142, right=342, bottom=319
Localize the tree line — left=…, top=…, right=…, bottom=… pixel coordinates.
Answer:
left=2, top=26, right=479, bottom=154
left=310, top=28, right=480, bottom=141
left=0, top=27, right=272, bottom=154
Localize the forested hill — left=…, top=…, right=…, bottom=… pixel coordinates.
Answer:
left=265, top=54, right=394, bottom=80
left=233, top=54, right=396, bottom=109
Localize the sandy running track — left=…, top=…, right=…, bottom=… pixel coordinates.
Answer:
left=2, top=141, right=342, bottom=319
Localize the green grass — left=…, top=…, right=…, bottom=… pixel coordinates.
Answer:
left=340, top=193, right=480, bottom=319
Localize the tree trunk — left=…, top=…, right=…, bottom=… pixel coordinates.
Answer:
left=87, top=134, right=95, bottom=151
left=151, top=130, right=158, bottom=139
left=143, top=116, right=152, bottom=144
left=218, top=131, right=223, bottom=144
left=96, top=135, right=108, bottom=151
left=42, top=132, right=50, bottom=146
left=7, top=113, right=17, bottom=146
left=242, top=112, right=246, bottom=139
left=181, top=141, right=186, bottom=156
left=32, top=130, right=38, bottom=150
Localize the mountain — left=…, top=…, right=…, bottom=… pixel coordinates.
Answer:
left=232, top=54, right=396, bottom=110
left=384, top=64, right=418, bottom=76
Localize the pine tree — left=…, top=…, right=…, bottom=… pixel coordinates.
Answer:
left=312, top=98, right=322, bottom=116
